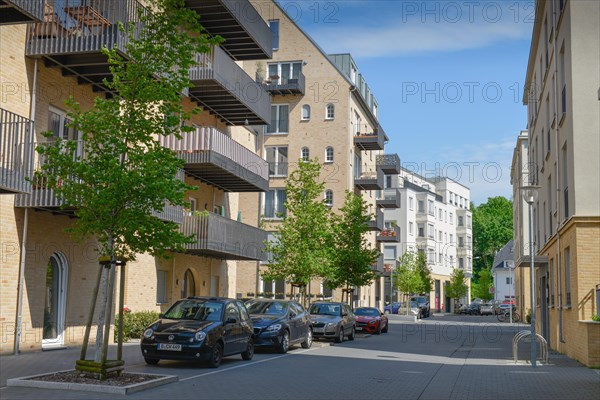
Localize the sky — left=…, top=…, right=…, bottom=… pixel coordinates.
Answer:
left=277, top=0, right=535, bottom=205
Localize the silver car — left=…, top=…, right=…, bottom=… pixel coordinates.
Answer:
left=480, top=302, right=495, bottom=315
left=309, top=302, right=356, bottom=343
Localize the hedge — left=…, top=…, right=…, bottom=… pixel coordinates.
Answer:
left=114, top=310, right=161, bottom=342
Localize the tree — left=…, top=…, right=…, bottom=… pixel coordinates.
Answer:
left=263, top=159, right=333, bottom=305
left=472, top=197, right=513, bottom=280
left=34, top=0, right=221, bottom=377
left=471, top=267, right=494, bottom=301
left=446, top=268, right=468, bottom=312
left=415, top=252, right=433, bottom=295
left=327, top=192, right=379, bottom=304
left=393, top=252, right=423, bottom=314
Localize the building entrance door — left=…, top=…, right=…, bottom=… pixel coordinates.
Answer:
left=42, top=253, right=68, bottom=349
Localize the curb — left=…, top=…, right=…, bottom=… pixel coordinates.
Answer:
left=7, top=370, right=178, bottom=395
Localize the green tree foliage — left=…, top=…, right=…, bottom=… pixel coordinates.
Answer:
left=472, top=197, right=513, bottom=280
left=327, top=192, right=379, bottom=302
left=393, top=252, right=423, bottom=313
left=446, top=269, right=468, bottom=311
left=34, top=0, right=221, bottom=365
left=471, top=267, right=494, bottom=301
left=415, top=252, right=433, bottom=295
left=263, top=159, right=333, bottom=303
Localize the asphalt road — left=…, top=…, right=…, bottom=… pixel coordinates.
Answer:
left=1, top=314, right=599, bottom=399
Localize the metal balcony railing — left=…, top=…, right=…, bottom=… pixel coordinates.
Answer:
left=355, top=167, right=384, bottom=191
left=376, top=154, right=400, bottom=175
left=181, top=212, right=267, bottom=261
left=262, top=71, right=305, bottom=95
left=0, top=108, right=34, bottom=194
left=354, top=127, right=385, bottom=151
left=160, top=127, right=269, bottom=192
left=1, top=0, right=45, bottom=24
left=377, top=225, right=400, bottom=242
left=368, top=208, right=384, bottom=232
left=377, top=188, right=401, bottom=209
left=189, top=45, right=271, bottom=126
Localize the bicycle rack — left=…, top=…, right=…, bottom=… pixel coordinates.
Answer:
left=512, top=330, right=549, bottom=364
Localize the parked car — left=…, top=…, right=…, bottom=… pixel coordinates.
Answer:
left=309, top=302, right=356, bottom=343
left=245, top=299, right=312, bottom=353
left=411, top=296, right=431, bottom=318
left=480, top=302, right=495, bottom=315
left=384, top=302, right=402, bottom=314
left=466, top=302, right=481, bottom=315
left=354, top=307, right=388, bottom=334
left=140, top=297, right=254, bottom=368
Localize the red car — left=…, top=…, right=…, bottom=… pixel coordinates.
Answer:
left=354, top=307, right=388, bottom=334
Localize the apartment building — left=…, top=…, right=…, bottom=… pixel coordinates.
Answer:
left=0, top=0, right=271, bottom=354
left=235, top=0, right=396, bottom=309
left=492, top=241, right=515, bottom=304
left=382, top=167, right=473, bottom=313
left=518, top=0, right=599, bottom=366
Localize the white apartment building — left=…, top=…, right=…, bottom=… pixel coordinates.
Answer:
left=492, top=240, right=516, bottom=303
left=382, top=168, right=472, bottom=312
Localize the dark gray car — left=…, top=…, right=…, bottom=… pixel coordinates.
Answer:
left=309, top=302, right=356, bottom=343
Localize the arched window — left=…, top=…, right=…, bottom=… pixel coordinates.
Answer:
left=324, top=190, right=333, bottom=207
left=301, top=104, right=311, bottom=120
left=182, top=269, right=195, bottom=298
left=325, top=146, right=334, bottom=163
left=326, top=103, right=335, bottom=120
left=301, top=147, right=310, bottom=162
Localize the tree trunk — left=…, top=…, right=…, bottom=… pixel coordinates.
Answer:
left=94, top=266, right=110, bottom=362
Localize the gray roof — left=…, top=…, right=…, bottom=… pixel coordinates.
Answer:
left=493, top=240, right=514, bottom=269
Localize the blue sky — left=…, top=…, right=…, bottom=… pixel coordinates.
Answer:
left=277, top=0, right=535, bottom=205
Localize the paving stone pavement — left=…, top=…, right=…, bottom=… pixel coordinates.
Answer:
left=0, top=315, right=598, bottom=399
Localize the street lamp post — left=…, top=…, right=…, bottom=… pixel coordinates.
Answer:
left=506, top=260, right=515, bottom=323
left=521, top=185, right=540, bottom=368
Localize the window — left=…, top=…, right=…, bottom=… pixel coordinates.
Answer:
left=409, top=222, right=414, bottom=235
left=267, top=104, right=289, bottom=134
left=458, top=216, right=464, bottom=226
left=189, top=198, right=197, bottom=213
left=409, top=197, right=414, bottom=210
left=418, top=200, right=424, bottom=213
left=438, top=209, right=442, bottom=220
left=560, top=44, right=566, bottom=116
left=263, top=232, right=278, bottom=264
left=384, top=175, right=392, bottom=189
left=225, top=302, right=240, bottom=321
left=438, top=231, right=442, bottom=242
left=428, top=200, right=434, bottom=215
left=418, top=224, right=424, bottom=237
left=550, top=258, right=555, bottom=306
left=325, top=146, right=334, bottom=163
left=48, top=107, right=82, bottom=158
left=268, top=62, right=302, bottom=85
left=264, top=189, right=287, bottom=219
left=326, top=103, right=335, bottom=120
left=301, top=147, right=310, bottom=162
left=449, top=212, right=454, bottom=225
left=353, top=111, right=361, bottom=134
left=562, top=143, right=569, bottom=219
left=301, top=104, right=311, bottom=120
left=324, top=190, right=333, bottom=207
left=428, top=224, right=434, bottom=239
left=383, top=246, right=396, bottom=260
left=565, top=247, right=571, bottom=307
left=266, top=146, right=288, bottom=177
left=458, top=236, right=464, bottom=248
left=459, top=258, right=464, bottom=269
left=506, top=277, right=512, bottom=285
left=156, top=270, right=167, bottom=304
left=269, top=20, right=279, bottom=50
left=449, top=234, right=454, bottom=244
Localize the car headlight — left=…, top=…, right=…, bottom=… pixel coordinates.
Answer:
left=266, top=324, right=282, bottom=332
left=194, top=331, right=207, bottom=341
left=327, top=322, right=336, bottom=327
left=143, top=328, right=154, bottom=339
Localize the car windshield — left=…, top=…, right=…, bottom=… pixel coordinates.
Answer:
left=413, top=297, right=427, bottom=305
left=355, top=308, right=379, bottom=316
left=246, top=300, right=288, bottom=316
left=162, top=300, right=223, bottom=321
left=410, top=301, right=418, bottom=308
left=309, top=304, right=341, bottom=316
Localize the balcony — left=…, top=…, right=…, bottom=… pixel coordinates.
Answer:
left=355, top=167, right=383, bottom=191
left=184, top=0, right=272, bottom=60
left=189, top=46, right=271, bottom=126
left=377, top=225, right=400, bottom=242
left=1, top=108, right=34, bottom=194
left=180, top=212, right=266, bottom=261
left=377, top=188, right=400, bottom=209
left=25, top=0, right=146, bottom=93
left=262, top=71, right=305, bottom=95
left=354, top=124, right=387, bottom=151
left=376, top=154, right=400, bottom=175
left=161, top=127, right=269, bottom=192
left=368, top=208, right=384, bottom=232
left=371, top=254, right=384, bottom=273
left=0, top=0, right=44, bottom=24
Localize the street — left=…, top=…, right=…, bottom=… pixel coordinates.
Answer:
left=1, top=315, right=598, bottom=400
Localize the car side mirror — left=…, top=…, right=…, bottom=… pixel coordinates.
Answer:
left=225, top=317, right=238, bottom=324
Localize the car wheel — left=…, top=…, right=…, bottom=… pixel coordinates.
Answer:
left=382, top=321, right=389, bottom=333
left=301, top=328, right=313, bottom=349
left=334, top=326, right=344, bottom=343
left=277, top=330, right=290, bottom=354
left=144, top=357, right=159, bottom=365
left=348, top=326, right=355, bottom=341
left=207, top=342, right=223, bottom=368
left=241, top=338, right=254, bottom=360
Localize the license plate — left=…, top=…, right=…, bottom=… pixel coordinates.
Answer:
left=158, top=343, right=182, bottom=351
left=313, top=328, right=324, bottom=333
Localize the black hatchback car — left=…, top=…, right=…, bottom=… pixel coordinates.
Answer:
left=140, top=297, right=254, bottom=368
left=246, top=299, right=312, bottom=353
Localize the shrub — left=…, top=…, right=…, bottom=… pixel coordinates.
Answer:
left=592, top=315, right=600, bottom=322
left=114, top=310, right=161, bottom=342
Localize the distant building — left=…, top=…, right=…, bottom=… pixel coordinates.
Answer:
left=492, top=241, right=515, bottom=304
